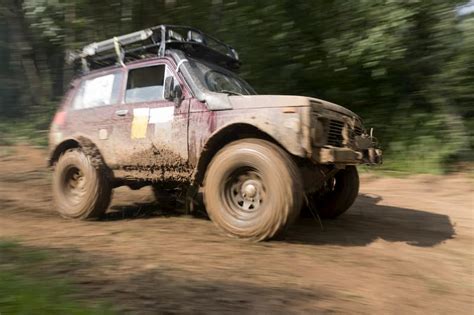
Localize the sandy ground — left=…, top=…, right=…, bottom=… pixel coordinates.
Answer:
left=0, top=145, right=472, bottom=314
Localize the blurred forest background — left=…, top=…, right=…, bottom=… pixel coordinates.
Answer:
left=0, top=0, right=473, bottom=173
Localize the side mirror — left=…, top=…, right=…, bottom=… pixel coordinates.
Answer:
left=173, top=84, right=183, bottom=107
left=164, top=76, right=174, bottom=101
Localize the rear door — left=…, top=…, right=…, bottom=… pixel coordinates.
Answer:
left=110, top=60, right=190, bottom=172
left=65, top=70, right=123, bottom=164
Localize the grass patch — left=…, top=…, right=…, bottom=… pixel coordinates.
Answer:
left=0, top=119, right=49, bottom=147
left=0, top=240, right=115, bottom=315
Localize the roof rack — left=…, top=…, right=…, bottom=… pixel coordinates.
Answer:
left=67, top=25, right=241, bottom=73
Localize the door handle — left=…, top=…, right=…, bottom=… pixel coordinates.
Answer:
left=115, top=109, right=128, bottom=117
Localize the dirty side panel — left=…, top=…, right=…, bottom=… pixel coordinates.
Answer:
left=111, top=60, right=193, bottom=184
left=189, top=105, right=309, bottom=163
left=54, top=69, right=125, bottom=166
left=188, top=98, right=217, bottom=166
left=112, top=99, right=192, bottom=183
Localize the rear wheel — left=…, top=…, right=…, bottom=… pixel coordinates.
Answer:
left=203, top=139, right=303, bottom=241
left=53, top=148, right=112, bottom=219
left=307, top=166, right=359, bottom=219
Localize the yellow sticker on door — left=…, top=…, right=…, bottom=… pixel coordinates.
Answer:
left=131, top=108, right=150, bottom=139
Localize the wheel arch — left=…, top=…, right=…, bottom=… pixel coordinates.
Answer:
left=48, top=136, right=104, bottom=167
left=49, top=139, right=80, bottom=166
left=193, top=123, right=298, bottom=186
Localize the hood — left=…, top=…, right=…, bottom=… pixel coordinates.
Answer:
left=227, top=95, right=359, bottom=118
left=308, top=97, right=360, bottom=119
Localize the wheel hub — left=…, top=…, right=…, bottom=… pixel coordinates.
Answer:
left=242, top=181, right=257, bottom=199
left=227, top=171, right=265, bottom=212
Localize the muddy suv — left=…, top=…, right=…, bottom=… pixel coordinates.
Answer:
left=49, top=25, right=382, bottom=241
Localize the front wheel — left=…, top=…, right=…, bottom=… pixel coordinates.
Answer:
left=307, top=166, right=359, bottom=219
left=53, top=148, right=112, bottom=219
left=203, top=139, right=303, bottom=241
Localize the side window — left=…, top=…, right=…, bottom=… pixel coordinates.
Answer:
left=125, top=65, right=165, bottom=103
left=73, top=72, right=122, bottom=110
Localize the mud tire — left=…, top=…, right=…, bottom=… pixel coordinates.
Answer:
left=203, top=139, right=303, bottom=241
left=308, top=166, right=359, bottom=219
left=53, top=148, right=112, bottom=219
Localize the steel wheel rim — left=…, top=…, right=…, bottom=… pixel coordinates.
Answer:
left=223, top=167, right=266, bottom=220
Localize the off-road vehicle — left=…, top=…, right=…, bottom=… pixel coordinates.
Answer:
left=49, top=25, right=382, bottom=241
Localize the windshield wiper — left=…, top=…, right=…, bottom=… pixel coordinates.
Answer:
left=219, top=90, right=243, bottom=96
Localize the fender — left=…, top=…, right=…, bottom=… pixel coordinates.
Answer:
left=48, top=135, right=106, bottom=168
left=209, top=106, right=312, bottom=158
left=192, top=107, right=312, bottom=185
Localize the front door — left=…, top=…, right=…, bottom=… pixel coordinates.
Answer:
left=110, top=61, right=190, bottom=180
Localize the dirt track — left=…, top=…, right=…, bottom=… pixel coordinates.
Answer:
left=0, top=145, right=472, bottom=314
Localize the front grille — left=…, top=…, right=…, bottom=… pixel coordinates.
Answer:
left=327, top=120, right=345, bottom=147
left=326, top=120, right=364, bottom=147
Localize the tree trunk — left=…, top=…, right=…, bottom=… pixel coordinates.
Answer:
left=63, top=1, right=76, bottom=91
left=4, top=0, right=43, bottom=109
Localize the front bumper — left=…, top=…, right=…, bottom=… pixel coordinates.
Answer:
left=309, top=106, right=382, bottom=165
left=312, top=146, right=383, bottom=165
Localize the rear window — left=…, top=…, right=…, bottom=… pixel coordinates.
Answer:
left=73, top=72, right=122, bottom=109
left=125, top=65, right=165, bottom=103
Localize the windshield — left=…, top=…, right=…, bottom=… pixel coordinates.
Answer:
left=188, top=58, right=256, bottom=95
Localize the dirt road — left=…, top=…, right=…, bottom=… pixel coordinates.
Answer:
left=0, top=145, right=472, bottom=314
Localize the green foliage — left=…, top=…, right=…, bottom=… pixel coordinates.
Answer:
left=0, top=240, right=115, bottom=315
left=0, top=112, right=51, bottom=147
left=0, top=0, right=472, bottom=173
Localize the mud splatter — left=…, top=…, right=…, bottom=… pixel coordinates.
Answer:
left=76, top=136, right=115, bottom=181
left=118, top=145, right=193, bottom=183
left=77, top=136, right=106, bottom=169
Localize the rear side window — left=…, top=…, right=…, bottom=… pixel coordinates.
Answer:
left=73, top=72, right=122, bottom=109
left=125, top=65, right=165, bottom=103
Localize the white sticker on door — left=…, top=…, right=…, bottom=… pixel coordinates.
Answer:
left=149, top=106, right=174, bottom=124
